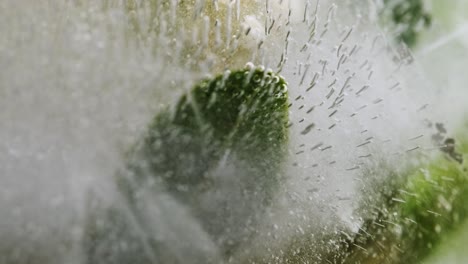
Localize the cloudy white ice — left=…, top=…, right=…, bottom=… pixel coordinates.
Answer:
left=1, top=0, right=468, bottom=263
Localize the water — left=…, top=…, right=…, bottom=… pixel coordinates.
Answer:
left=1, top=0, right=467, bottom=263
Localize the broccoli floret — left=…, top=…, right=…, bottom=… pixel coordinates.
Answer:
left=344, top=132, right=468, bottom=263
left=84, top=66, right=290, bottom=263
left=130, top=66, right=289, bottom=201
left=381, top=0, right=432, bottom=47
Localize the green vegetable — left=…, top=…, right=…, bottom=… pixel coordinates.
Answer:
left=343, top=132, right=468, bottom=263
left=84, top=65, right=290, bottom=262
left=381, top=0, right=432, bottom=47
left=423, top=218, right=468, bottom=263
left=126, top=65, right=289, bottom=204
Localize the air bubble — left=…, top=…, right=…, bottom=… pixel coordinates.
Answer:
left=222, top=70, right=231, bottom=81
left=281, top=84, right=288, bottom=93
left=252, top=74, right=262, bottom=83
left=244, top=62, right=255, bottom=70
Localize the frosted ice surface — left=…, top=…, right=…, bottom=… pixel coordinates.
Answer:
left=0, top=0, right=467, bottom=263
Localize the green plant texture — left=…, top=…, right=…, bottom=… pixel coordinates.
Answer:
left=382, top=0, right=432, bottom=47
left=125, top=66, right=289, bottom=202
left=84, top=66, right=290, bottom=263
left=345, top=131, right=468, bottom=263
